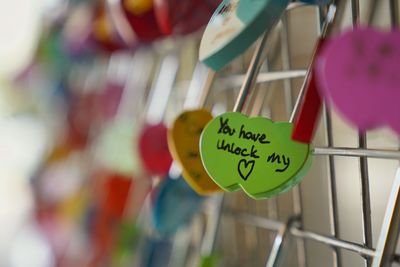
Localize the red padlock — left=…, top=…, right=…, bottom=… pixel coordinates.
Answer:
left=121, top=0, right=165, bottom=42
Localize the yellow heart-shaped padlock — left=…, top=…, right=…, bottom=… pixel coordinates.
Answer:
left=168, top=109, right=223, bottom=195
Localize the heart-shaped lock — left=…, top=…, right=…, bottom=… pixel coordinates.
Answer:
left=316, top=27, right=400, bottom=134
left=200, top=112, right=312, bottom=199
left=168, top=109, right=223, bottom=195
left=153, top=0, right=219, bottom=35
left=152, top=176, right=204, bottom=236
left=199, top=0, right=289, bottom=70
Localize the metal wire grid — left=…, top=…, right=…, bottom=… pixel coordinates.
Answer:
left=196, top=1, right=400, bottom=267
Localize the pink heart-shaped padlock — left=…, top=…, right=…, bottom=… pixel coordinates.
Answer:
left=316, top=27, right=400, bottom=134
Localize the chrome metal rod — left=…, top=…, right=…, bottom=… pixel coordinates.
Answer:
left=359, top=133, right=373, bottom=267
left=367, top=0, right=380, bottom=25
left=223, top=210, right=377, bottom=259
left=352, top=1, right=373, bottom=265
left=290, top=228, right=376, bottom=258
left=372, top=168, right=400, bottom=267
left=145, top=52, right=179, bottom=124
left=281, top=16, right=296, bottom=127
left=233, top=31, right=270, bottom=113
left=281, top=11, right=307, bottom=267
left=351, top=0, right=360, bottom=25
left=390, top=0, right=399, bottom=28
left=184, top=63, right=215, bottom=109
left=227, top=210, right=394, bottom=265
left=217, top=70, right=307, bottom=90
left=312, top=147, right=400, bottom=159
left=265, top=216, right=301, bottom=267
left=324, top=108, right=342, bottom=267
left=322, top=3, right=342, bottom=265
left=289, top=0, right=346, bottom=123
left=201, top=194, right=225, bottom=256
left=198, top=70, right=216, bottom=108
left=223, top=208, right=283, bottom=231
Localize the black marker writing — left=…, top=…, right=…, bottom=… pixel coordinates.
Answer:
left=239, top=124, right=270, bottom=144
left=237, top=159, right=255, bottom=181
left=217, top=139, right=259, bottom=159
left=218, top=117, right=236, bottom=136
left=267, top=152, right=290, bottom=172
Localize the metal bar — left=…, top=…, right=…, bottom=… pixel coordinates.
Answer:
left=318, top=3, right=342, bottom=266
left=233, top=31, right=270, bottom=113
left=223, top=210, right=377, bottom=259
left=145, top=52, right=179, bottom=124
left=223, top=208, right=283, bottom=231
left=183, top=63, right=215, bottom=109
left=324, top=108, right=343, bottom=267
left=350, top=1, right=374, bottom=264
left=390, top=0, right=399, bottom=27
left=198, top=70, right=216, bottom=108
left=351, top=0, right=361, bottom=25
left=372, top=168, right=400, bottom=267
left=201, top=194, right=225, bottom=256
left=289, top=0, right=346, bottom=123
left=265, top=216, right=301, bottom=267
left=217, top=70, right=307, bottom=90
left=290, top=228, right=376, bottom=259
left=280, top=16, right=294, bottom=118
left=281, top=11, right=307, bottom=267
left=358, top=132, right=373, bottom=267
left=312, top=147, right=400, bottom=159
left=367, top=0, right=380, bottom=25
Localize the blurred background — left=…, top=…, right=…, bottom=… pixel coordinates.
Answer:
left=0, top=0, right=399, bottom=267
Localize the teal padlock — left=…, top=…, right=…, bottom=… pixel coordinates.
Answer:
left=199, top=0, right=289, bottom=70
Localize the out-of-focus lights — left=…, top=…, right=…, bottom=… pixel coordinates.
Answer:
left=0, top=0, right=42, bottom=79
left=0, top=176, right=33, bottom=259
left=40, top=152, right=85, bottom=203
left=0, top=116, right=49, bottom=179
left=9, top=224, right=55, bottom=267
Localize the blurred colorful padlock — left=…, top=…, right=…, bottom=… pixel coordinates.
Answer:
left=316, top=27, right=400, bottom=134
left=152, top=176, right=204, bottom=236
left=121, top=0, right=164, bottom=42
left=153, top=0, right=219, bottom=35
left=139, top=122, right=173, bottom=176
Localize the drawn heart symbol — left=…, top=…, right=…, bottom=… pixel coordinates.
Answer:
left=199, top=0, right=289, bottom=70
left=237, top=159, right=255, bottom=181
left=316, top=27, right=400, bottom=134
left=168, top=109, right=223, bottom=195
left=200, top=112, right=312, bottom=199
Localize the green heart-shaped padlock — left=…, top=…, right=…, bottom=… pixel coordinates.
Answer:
left=200, top=112, right=312, bottom=199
